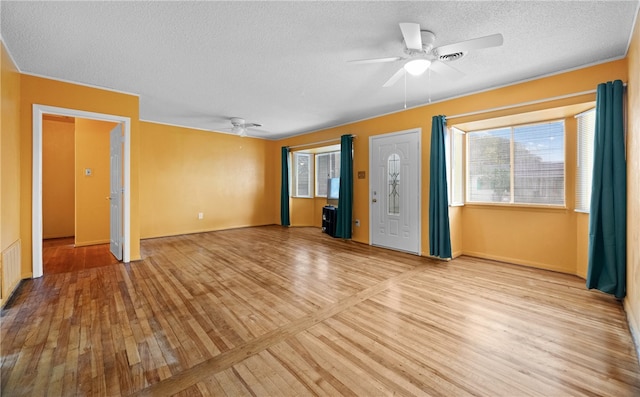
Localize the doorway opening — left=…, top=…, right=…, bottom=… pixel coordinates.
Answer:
left=32, top=105, right=131, bottom=278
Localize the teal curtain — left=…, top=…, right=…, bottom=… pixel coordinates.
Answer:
left=587, top=80, right=626, bottom=299
left=335, top=135, right=353, bottom=239
left=280, top=146, right=290, bottom=226
left=429, top=115, right=452, bottom=259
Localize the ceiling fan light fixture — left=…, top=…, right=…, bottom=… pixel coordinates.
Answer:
left=404, top=59, right=431, bottom=76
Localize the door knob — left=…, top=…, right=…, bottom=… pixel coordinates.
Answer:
left=372, top=198, right=377, bottom=203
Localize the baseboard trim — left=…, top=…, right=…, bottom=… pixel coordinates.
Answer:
left=624, top=297, right=640, bottom=365
left=461, top=250, right=576, bottom=275
left=1, top=279, right=24, bottom=310
left=74, top=239, right=110, bottom=247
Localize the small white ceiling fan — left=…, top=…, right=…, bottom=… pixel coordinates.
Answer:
left=349, top=22, right=503, bottom=87
left=229, top=117, right=262, bottom=137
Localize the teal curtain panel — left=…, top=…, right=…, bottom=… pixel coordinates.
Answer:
left=587, top=80, right=626, bottom=299
left=280, top=146, right=290, bottom=226
left=335, top=135, right=353, bottom=239
left=429, top=115, right=452, bottom=259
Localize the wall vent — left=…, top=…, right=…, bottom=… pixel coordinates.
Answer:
left=1, top=239, right=21, bottom=305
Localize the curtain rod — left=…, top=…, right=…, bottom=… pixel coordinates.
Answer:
left=446, top=89, right=598, bottom=120
left=287, top=135, right=356, bottom=150
left=447, top=82, right=627, bottom=121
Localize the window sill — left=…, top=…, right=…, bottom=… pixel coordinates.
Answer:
left=464, top=202, right=568, bottom=212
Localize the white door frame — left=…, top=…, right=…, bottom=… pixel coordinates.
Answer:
left=369, top=128, right=422, bottom=254
left=32, top=104, right=131, bottom=278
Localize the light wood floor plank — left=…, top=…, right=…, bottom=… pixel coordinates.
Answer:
left=2, top=226, right=639, bottom=396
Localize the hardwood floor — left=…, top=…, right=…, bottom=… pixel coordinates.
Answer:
left=43, top=237, right=119, bottom=274
left=2, top=226, right=639, bottom=396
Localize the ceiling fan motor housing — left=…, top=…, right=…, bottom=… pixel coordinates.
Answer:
left=404, top=30, right=436, bottom=57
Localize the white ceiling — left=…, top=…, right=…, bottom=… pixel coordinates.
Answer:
left=1, top=1, right=638, bottom=139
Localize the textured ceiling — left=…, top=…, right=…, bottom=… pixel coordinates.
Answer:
left=1, top=1, right=638, bottom=139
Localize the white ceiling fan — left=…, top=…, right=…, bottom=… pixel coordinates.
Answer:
left=349, top=22, right=503, bottom=87
left=229, top=117, right=262, bottom=137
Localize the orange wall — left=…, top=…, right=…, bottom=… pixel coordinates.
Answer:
left=74, top=118, right=115, bottom=246
left=20, top=74, right=141, bottom=276
left=139, top=122, right=277, bottom=239
left=576, top=213, right=589, bottom=278
left=449, top=206, right=463, bottom=258
left=276, top=59, right=627, bottom=267
left=1, top=41, right=21, bottom=307
left=1, top=42, right=21, bottom=254
left=625, top=9, right=640, bottom=359
left=42, top=118, right=75, bottom=239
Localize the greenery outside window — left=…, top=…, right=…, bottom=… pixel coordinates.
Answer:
left=467, top=120, right=565, bottom=206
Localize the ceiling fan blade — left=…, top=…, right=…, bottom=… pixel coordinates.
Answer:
left=382, top=67, right=406, bottom=87
left=348, top=56, right=403, bottom=65
left=429, top=60, right=465, bottom=80
left=435, top=33, right=503, bottom=55
left=399, top=23, right=422, bottom=51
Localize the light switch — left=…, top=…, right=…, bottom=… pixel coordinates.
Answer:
left=84, top=168, right=92, bottom=176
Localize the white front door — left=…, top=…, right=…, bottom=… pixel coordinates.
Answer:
left=370, top=129, right=421, bottom=254
left=109, top=124, right=123, bottom=260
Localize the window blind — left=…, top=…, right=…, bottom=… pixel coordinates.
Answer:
left=467, top=121, right=565, bottom=206
left=293, top=152, right=312, bottom=197
left=315, top=152, right=340, bottom=196
left=576, top=109, right=595, bottom=212
left=513, top=122, right=565, bottom=205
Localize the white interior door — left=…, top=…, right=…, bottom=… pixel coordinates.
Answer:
left=370, top=129, right=421, bottom=254
left=109, top=123, right=123, bottom=260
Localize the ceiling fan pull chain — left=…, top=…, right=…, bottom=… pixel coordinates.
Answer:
left=404, top=71, right=407, bottom=109
left=428, top=69, right=432, bottom=103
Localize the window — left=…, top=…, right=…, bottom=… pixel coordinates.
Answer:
left=576, top=109, right=595, bottom=212
left=292, top=152, right=312, bottom=197
left=388, top=153, right=401, bottom=214
left=315, top=151, right=341, bottom=196
left=446, top=127, right=465, bottom=205
left=467, top=120, right=565, bottom=206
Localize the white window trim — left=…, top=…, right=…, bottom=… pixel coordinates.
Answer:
left=465, top=119, right=567, bottom=207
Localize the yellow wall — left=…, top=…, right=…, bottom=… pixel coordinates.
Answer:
left=625, top=9, right=640, bottom=359
left=1, top=42, right=21, bottom=254
left=74, top=118, right=115, bottom=246
left=575, top=213, right=589, bottom=278
left=42, top=117, right=75, bottom=239
left=20, top=74, right=141, bottom=276
left=276, top=60, right=627, bottom=268
left=1, top=41, right=21, bottom=306
left=462, top=114, right=579, bottom=274
left=139, top=122, right=277, bottom=239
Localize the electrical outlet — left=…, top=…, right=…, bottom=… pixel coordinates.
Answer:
left=198, top=212, right=204, bottom=220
